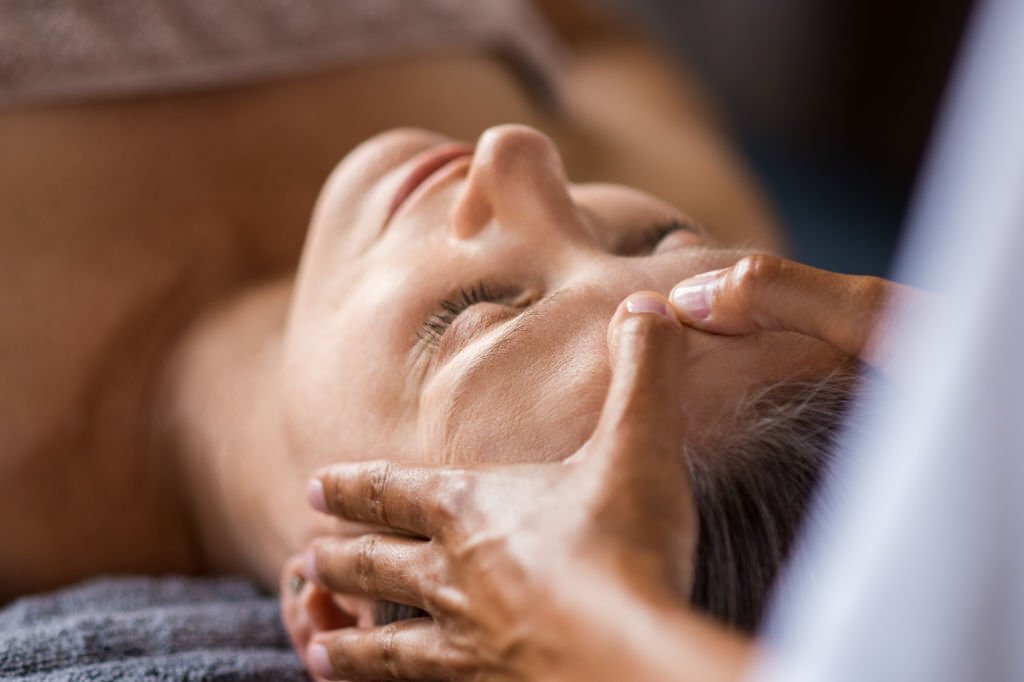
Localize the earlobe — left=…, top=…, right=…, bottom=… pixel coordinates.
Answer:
left=281, top=556, right=375, bottom=661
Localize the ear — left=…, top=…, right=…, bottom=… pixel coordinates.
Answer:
left=280, top=556, right=376, bottom=659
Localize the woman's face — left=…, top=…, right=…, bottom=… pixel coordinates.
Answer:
left=283, top=125, right=841, bottom=469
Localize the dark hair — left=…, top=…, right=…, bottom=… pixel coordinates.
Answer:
left=687, top=368, right=860, bottom=632
left=376, top=368, right=860, bottom=632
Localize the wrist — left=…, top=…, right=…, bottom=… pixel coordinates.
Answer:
left=554, top=563, right=753, bottom=682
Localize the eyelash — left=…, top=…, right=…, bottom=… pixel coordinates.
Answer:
left=418, top=282, right=505, bottom=349
left=623, top=218, right=692, bottom=256
left=651, top=219, right=687, bottom=241
left=418, top=220, right=691, bottom=348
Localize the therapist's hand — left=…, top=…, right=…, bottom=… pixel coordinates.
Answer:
left=284, top=296, right=750, bottom=682
left=669, top=254, right=923, bottom=372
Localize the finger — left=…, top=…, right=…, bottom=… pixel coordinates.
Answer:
left=309, top=460, right=466, bottom=539
left=668, top=254, right=903, bottom=365
left=590, top=291, right=690, bottom=467
left=281, top=555, right=362, bottom=681
left=309, top=619, right=462, bottom=681
left=305, top=535, right=438, bottom=612
left=586, top=293, right=699, bottom=590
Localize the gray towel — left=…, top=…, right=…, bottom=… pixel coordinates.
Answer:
left=0, top=575, right=307, bottom=681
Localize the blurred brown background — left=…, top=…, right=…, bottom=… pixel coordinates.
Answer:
left=609, top=0, right=976, bottom=275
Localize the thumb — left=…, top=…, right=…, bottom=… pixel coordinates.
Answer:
left=669, top=254, right=900, bottom=367
left=589, top=291, right=690, bottom=472
left=584, top=292, right=700, bottom=592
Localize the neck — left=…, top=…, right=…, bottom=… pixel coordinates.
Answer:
left=160, top=277, right=322, bottom=588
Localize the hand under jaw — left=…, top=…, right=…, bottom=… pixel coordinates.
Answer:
left=282, top=299, right=752, bottom=682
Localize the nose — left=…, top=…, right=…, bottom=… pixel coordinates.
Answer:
left=451, top=125, right=584, bottom=241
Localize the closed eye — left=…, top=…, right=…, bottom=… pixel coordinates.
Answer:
left=418, top=282, right=526, bottom=350
left=617, top=218, right=702, bottom=257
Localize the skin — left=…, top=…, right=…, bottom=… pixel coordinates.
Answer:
left=225, top=119, right=844, bottom=671
left=281, top=122, right=832, bottom=472
left=0, top=9, right=911, bottom=680
left=0, top=12, right=781, bottom=600
left=668, top=256, right=929, bottom=374
left=288, top=300, right=754, bottom=682
left=0, top=5, right=887, bottom=674
left=284, top=257, right=917, bottom=681
left=164, top=123, right=844, bottom=592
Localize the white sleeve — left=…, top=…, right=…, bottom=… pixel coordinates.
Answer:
left=751, top=0, right=1024, bottom=680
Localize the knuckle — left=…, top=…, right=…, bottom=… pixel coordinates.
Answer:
left=431, top=470, right=474, bottom=524
left=366, top=459, right=396, bottom=525
left=320, top=468, right=345, bottom=515
left=430, top=583, right=470, bottom=618
left=728, top=253, right=782, bottom=314
left=731, top=253, right=782, bottom=290
left=616, top=311, right=677, bottom=350
left=377, top=622, right=402, bottom=678
left=451, top=652, right=483, bottom=680
left=354, top=534, right=382, bottom=595
left=418, top=548, right=446, bottom=604
left=324, top=635, right=349, bottom=674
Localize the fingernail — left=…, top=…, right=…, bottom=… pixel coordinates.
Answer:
left=624, top=293, right=673, bottom=320
left=671, top=273, right=721, bottom=321
left=307, top=478, right=327, bottom=513
left=303, top=547, right=319, bottom=584
left=308, top=642, right=334, bottom=679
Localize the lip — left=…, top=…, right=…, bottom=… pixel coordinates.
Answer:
left=386, top=143, right=475, bottom=226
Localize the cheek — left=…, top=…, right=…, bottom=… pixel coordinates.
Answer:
left=427, top=334, right=611, bottom=465
left=518, top=372, right=608, bottom=463
left=280, top=333, right=362, bottom=466
left=445, top=375, right=607, bottom=465
left=281, top=308, right=410, bottom=469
